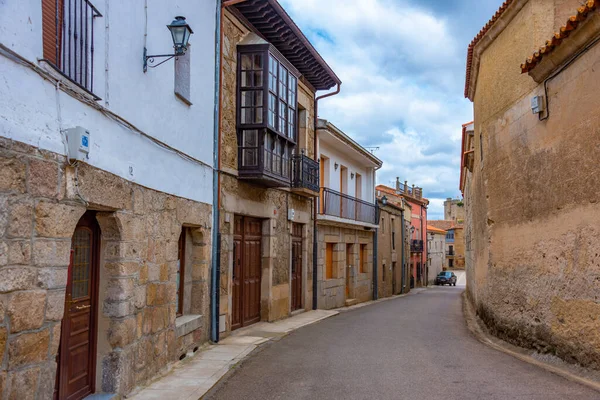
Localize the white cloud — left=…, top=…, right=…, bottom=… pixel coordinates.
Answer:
left=280, top=0, right=472, bottom=219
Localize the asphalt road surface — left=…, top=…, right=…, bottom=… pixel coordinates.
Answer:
left=206, top=282, right=599, bottom=400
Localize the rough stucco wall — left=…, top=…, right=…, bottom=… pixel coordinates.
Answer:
left=473, top=0, right=553, bottom=124
left=0, top=139, right=212, bottom=398
left=470, top=0, right=600, bottom=369
left=428, top=234, right=445, bottom=283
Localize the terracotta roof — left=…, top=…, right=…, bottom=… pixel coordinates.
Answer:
left=232, top=0, right=341, bottom=90
left=464, top=1, right=514, bottom=98
left=427, top=225, right=447, bottom=234
left=428, top=220, right=463, bottom=231
left=521, top=0, right=599, bottom=73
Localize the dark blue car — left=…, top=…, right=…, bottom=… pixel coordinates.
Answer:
left=434, top=271, right=457, bottom=286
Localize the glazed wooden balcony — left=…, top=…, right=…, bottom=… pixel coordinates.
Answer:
left=291, top=153, right=319, bottom=196
left=319, top=187, right=377, bottom=225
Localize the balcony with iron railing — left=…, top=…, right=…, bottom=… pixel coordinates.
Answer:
left=319, top=188, right=377, bottom=225
left=410, top=239, right=424, bottom=253
left=446, top=251, right=455, bottom=256
left=291, top=153, right=319, bottom=196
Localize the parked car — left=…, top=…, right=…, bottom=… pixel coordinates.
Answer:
left=435, top=271, right=457, bottom=286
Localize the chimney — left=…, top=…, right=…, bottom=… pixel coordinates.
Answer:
left=396, top=177, right=400, bottom=192
left=404, top=181, right=408, bottom=194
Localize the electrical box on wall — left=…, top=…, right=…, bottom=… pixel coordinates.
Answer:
left=65, top=126, right=90, bottom=162
left=531, top=95, right=544, bottom=114
left=288, top=209, right=295, bottom=221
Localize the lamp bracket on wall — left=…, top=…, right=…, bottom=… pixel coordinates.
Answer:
left=143, top=48, right=178, bottom=72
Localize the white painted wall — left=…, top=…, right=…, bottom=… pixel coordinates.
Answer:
left=318, top=139, right=376, bottom=204
left=428, top=233, right=446, bottom=282
left=0, top=0, right=217, bottom=204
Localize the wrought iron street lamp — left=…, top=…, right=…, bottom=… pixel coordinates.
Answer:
left=381, top=196, right=388, bottom=206
left=144, top=16, right=194, bottom=72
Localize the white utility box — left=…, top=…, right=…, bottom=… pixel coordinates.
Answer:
left=288, top=208, right=295, bottom=221
left=531, top=95, right=544, bottom=114
left=65, top=126, right=90, bottom=162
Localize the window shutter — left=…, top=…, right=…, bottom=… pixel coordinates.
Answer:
left=42, top=0, right=63, bottom=66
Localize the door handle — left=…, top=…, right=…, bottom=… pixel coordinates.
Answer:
left=74, top=304, right=91, bottom=311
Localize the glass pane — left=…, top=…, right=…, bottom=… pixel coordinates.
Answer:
left=269, top=55, right=277, bottom=73
left=279, top=101, right=287, bottom=133
left=241, top=91, right=263, bottom=107
left=241, top=54, right=253, bottom=70
left=243, top=130, right=258, bottom=147
left=268, top=93, right=277, bottom=128
left=254, top=71, right=263, bottom=87
left=241, top=108, right=254, bottom=124
left=288, top=76, right=297, bottom=106
left=242, top=149, right=258, bottom=167
left=241, top=71, right=252, bottom=88
left=288, top=108, right=295, bottom=138
left=254, top=54, right=263, bottom=69
left=255, top=107, right=263, bottom=123
left=71, top=228, right=91, bottom=299
left=268, top=110, right=276, bottom=129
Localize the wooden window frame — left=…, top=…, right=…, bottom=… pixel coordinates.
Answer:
left=325, top=243, right=335, bottom=280
left=359, top=244, right=367, bottom=274
left=177, top=228, right=187, bottom=317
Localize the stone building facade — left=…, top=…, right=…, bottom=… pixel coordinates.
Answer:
left=217, top=3, right=341, bottom=332
left=429, top=220, right=465, bottom=270
left=316, top=120, right=381, bottom=309
left=376, top=196, right=411, bottom=298
left=443, top=198, right=465, bottom=222
left=0, top=1, right=218, bottom=398
left=0, top=143, right=213, bottom=398
left=464, top=0, right=600, bottom=370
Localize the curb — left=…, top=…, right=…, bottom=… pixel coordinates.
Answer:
left=462, top=291, right=600, bottom=394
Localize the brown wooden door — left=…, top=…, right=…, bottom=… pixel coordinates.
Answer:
left=56, top=211, right=99, bottom=400
left=291, top=224, right=303, bottom=312
left=232, top=216, right=262, bottom=330
left=345, top=244, right=352, bottom=298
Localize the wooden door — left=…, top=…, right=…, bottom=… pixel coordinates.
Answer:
left=232, top=216, right=262, bottom=330
left=291, top=224, right=303, bottom=311
left=56, top=211, right=99, bottom=400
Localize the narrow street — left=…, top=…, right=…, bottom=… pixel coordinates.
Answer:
left=206, top=278, right=598, bottom=400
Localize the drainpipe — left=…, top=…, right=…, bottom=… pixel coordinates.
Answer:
left=313, top=83, right=341, bottom=310
left=400, top=203, right=406, bottom=294
left=210, top=0, right=223, bottom=344
left=420, top=205, right=424, bottom=287
left=373, top=225, right=378, bottom=301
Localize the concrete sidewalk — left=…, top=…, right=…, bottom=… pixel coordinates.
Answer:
left=129, top=309, right=338, bottom=400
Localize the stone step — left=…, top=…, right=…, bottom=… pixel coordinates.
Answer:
left=345, top=298, right=359, bottom=307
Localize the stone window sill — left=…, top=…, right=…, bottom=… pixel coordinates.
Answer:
left=175, top=314, right=203, bottom=338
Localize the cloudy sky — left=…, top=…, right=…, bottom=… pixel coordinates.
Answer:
left=279, top=0, right=502, bottom=219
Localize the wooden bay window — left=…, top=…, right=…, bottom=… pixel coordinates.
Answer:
left=237, top=44, right=299, bottom=187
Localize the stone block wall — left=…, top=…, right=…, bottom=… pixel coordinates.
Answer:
left=317, top=224, right=373, bottom=309
left=0, top=138, right=212, bottom=398
left=217, top=9, right=317, bottom=333
left=219, top=175, right=314, bottom=332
